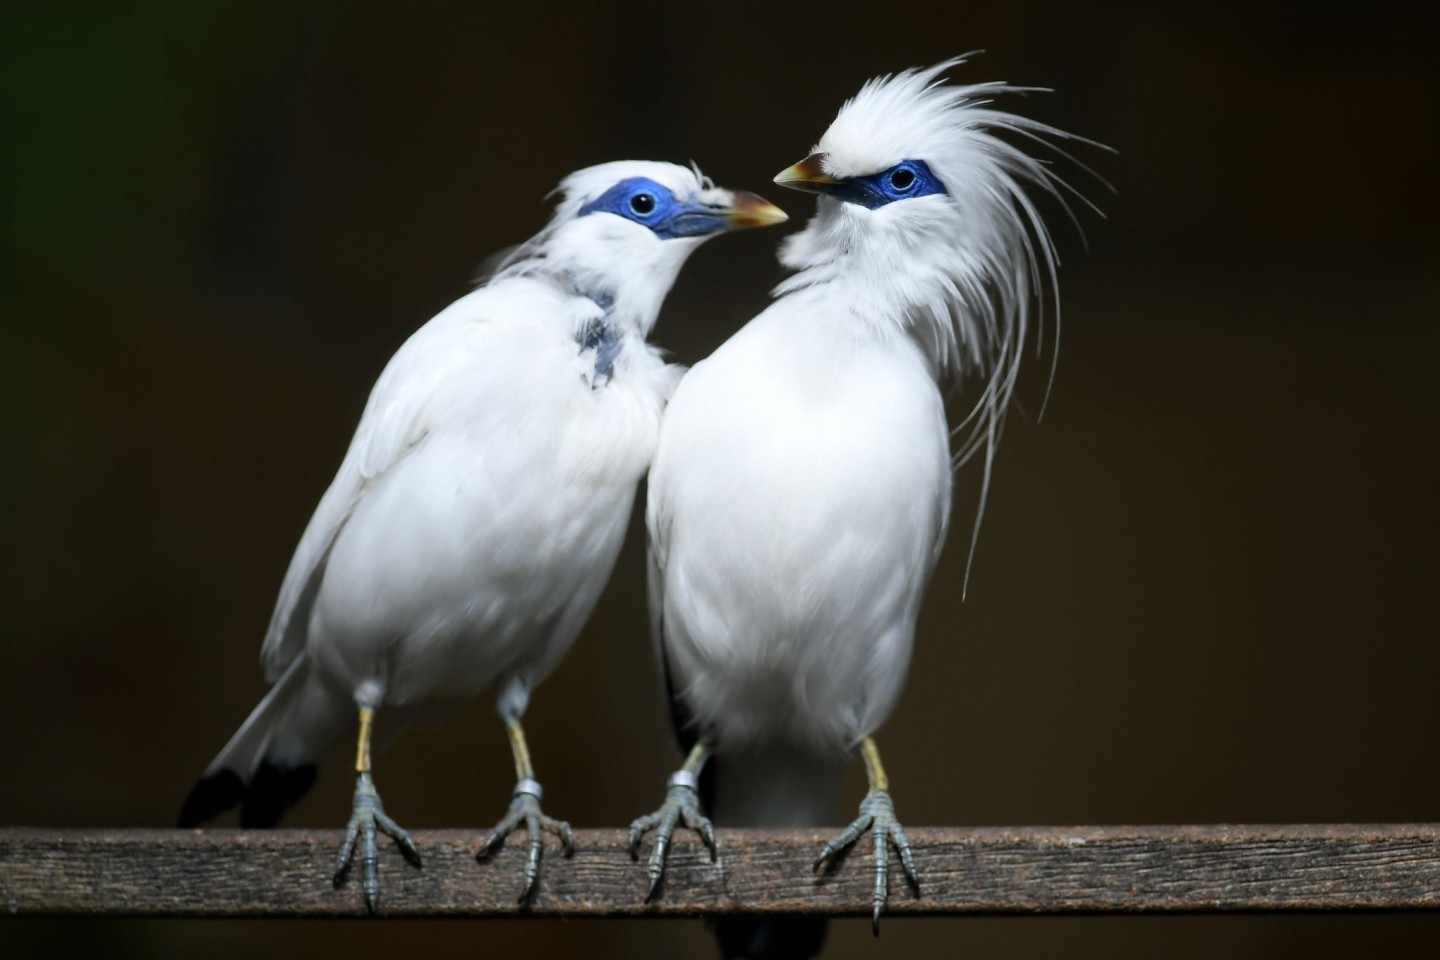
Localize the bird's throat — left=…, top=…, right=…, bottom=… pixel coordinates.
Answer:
left=576, top=294, right=622, bottom=388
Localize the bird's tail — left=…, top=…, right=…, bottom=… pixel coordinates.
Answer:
left=706, top=745, right=847, bottom=960
left=178, top=654, right=348, bottom=828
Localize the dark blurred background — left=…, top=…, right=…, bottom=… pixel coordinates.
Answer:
left=3, top=0, right=1438, bottom=956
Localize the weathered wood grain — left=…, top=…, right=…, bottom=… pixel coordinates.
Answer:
left=2, top=825, right=1438, bottom=918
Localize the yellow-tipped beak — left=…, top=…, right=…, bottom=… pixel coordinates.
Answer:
left=722, top=190, right=789, bottom=230
left=773, top=153, right=842, bottom=195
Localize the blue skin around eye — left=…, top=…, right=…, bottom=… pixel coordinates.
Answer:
left=827, top=159, right=947, bottom=210
left=577, top=177, right=731, bottom=239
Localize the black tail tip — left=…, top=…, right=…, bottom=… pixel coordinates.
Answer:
left=712, top=917, right=828, bottom=960
left=178, top=769, right=245, bottom=828
left=240, top=761, right=317, bottom=828
left=177, top=763, right=317, bottom=829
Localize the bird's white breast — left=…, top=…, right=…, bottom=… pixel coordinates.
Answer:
left=309, top=280, right=672, bottom=711
left=651, top=300, right=951, bottom=754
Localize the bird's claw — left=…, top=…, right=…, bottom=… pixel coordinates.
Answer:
left=813, top=789, right=918, bottom=935
left=476, top=781, right=574, bottom=903
left=627, top=775, right=716, bottom=902
left=332, top=772, right=421, bottom=914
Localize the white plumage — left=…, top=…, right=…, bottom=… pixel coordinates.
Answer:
left=631, top=58, right=1095, bottom=957
left=180, top=160, right=785, bottom=911
left=266, top=276, right=672, bottom=725
left=652, top=312, right=948, bottom=756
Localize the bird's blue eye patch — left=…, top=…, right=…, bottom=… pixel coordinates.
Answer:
left=835, top=160, right=947, bottom=209
left=578, top=177, right=731, bottom=239
left=579, top=178, right=677, bottom=228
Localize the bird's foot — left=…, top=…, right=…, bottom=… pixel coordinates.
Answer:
left=813, top=789, right=918, bottom=935
left=332, top=771, right=422, bottom=913
left=476, top=779, right=575, bottom=903
left=627, top=769, right=717, bottom=902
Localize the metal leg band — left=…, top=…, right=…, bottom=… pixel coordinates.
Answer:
left=666, top=769, right=699, bottom=792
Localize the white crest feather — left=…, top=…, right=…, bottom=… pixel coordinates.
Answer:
left=777, top=55, right=1106, bottom=589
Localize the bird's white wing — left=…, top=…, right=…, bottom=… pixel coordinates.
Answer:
left=259, top=302, right=484, bottom=681
left=645, top=471, right=692, bottom=746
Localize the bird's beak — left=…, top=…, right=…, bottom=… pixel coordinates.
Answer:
left=668, top=191, right=788, bottom=237
left=773, top=153, right=843, bottom=197
left=716, top=190, right=790, bottom=231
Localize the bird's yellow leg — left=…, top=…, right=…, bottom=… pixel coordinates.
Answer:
left=355, top=706, right=375, bottom=773
left=334, top=705, right=421, bottom=913
left=477, top=718, right=575, bottom=902
left=506, top=718, right=535, bottom=781
left=860, top=736, right=889, bottom=792
left=681, top=741, right=708, bottom=776
left=814, top=736, right=918, bottom=934
left=627, top=739, right=717, bottom=902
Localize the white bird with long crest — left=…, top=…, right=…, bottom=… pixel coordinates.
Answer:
left=630, top=58, right=1099, bottom=957
left=178, top=161, right=786, bottom=912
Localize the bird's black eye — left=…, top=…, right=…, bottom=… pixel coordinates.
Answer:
left=889, top=167, right=916, bottom=192
left=630, top=193, right=656, bottom=215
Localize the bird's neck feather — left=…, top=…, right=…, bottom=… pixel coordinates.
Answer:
left=775, top=209, right=978, bottom=381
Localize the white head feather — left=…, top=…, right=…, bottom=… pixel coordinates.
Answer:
left=493, top=161, right=746, bottom=338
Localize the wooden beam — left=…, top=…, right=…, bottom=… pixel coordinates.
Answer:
left=3, top=825, right=1439, bottom=919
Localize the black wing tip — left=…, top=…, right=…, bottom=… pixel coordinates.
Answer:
left=178, top=769, right=246, bottom=828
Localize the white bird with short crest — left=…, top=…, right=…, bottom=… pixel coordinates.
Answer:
left=179, top=161, right=786, bottom=912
